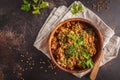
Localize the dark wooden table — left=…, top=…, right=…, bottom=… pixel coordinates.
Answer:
left=0, top=0, right=120, bottom=80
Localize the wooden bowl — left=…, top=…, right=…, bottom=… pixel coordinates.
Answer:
left=48, top=18, right=103, bottom=73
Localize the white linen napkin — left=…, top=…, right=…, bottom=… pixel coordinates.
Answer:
left=33, top=1, right=120, bottom=78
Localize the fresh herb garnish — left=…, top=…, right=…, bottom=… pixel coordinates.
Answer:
left=71, top=3, right=83, bottom=15
left=65, top=45, right=78, bottom=58
left=80, top=52, right=94, bottom=68
left=33, top=0, right=38, bottom=3
left=80, top=59, right=94, bottom=68
left=20, top=0, right=49, bottom=14
left=86, top=59, right=94, bottom=68
left=21, top=0, right=31, bottom=12
left=39, top=1, right=49, bottom=9
left=79, top=60, right=86, bottom=68
left=81, top=52, right=90, bottom=59
left=76, top=39, right=84, bottom=45
left=67, top=34, right=77, bottom=41
left=32, top=1, right=49, bottom=14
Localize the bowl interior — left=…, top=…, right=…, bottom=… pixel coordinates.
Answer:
left=48, top=18, right=103, bottom=73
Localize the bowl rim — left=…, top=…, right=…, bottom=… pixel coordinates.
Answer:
left=48, top=18, right=103, bottom=73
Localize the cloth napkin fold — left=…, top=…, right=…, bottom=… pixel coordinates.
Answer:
left=34, top=1, right=120, bottom=78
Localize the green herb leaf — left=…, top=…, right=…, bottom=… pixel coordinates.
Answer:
left=32, top=5, right=39, bottom=10
left=81, top=52, right=90, bottom=59
left=80, top=59, right=94, bottom=68
left=86, top=59, right=94, bottom=68
left=76, top=39, right=84, bottom=45
left=20, top=0, right=49, bottom=15
left=73, top=42, right=77, bottom=47
left=65, top=45, right=78, bottom=58
left=33, top=0, right=38, bottom=3
left=80, top=61, right=87, bottom=68
left=39, top=1, right=49, bottom=9
left=23, top=0, right=29, bottom=4
left=32, top=9, right=40, bottom=14
left=71, top=3, right=83, bottom=15
left=67, top=34, right=77, bottom=41
left=21, top=3, right=31, bottom=12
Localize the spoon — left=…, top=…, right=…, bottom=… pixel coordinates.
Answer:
left=90, top=53, right=103, bottom=80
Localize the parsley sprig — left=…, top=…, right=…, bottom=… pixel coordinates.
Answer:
left=21, top=0, right=31, bottom=12
left=71, top=3, right=83, bottom=15
left=64, top=31, right=94, bottom=68
left=80, top=58, right=94, bottom=68
left=80, top=52, right=94, bottom=68
left=21, top=0, right=49, bottom=14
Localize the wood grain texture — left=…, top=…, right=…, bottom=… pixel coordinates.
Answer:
left=90, top=52, right=103, bottom=80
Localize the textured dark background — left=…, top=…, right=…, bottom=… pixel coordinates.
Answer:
left=0, top=0, right=120, bottom=80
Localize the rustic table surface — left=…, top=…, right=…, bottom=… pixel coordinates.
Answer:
left=0, top=0, right=120, bottom=80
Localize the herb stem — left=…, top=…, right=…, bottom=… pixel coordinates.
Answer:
left=38, top=0, right=42, bottom=6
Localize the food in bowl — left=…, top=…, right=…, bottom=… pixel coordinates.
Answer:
left=49, top=18, right=102, bottom=73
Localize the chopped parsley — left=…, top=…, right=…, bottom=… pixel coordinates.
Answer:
left=67, top=34, right=77, bottom=41
left=71, top=3, right=83, bottom=15
left=65, top=45, right=78, bottom=58
left=64, top=29, right=94, bottom=68
left=20, top=0, right=49, bottom=14
left=80, top=58, right=94, bottom=68
left=21, top=0, right=31, bottom=12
